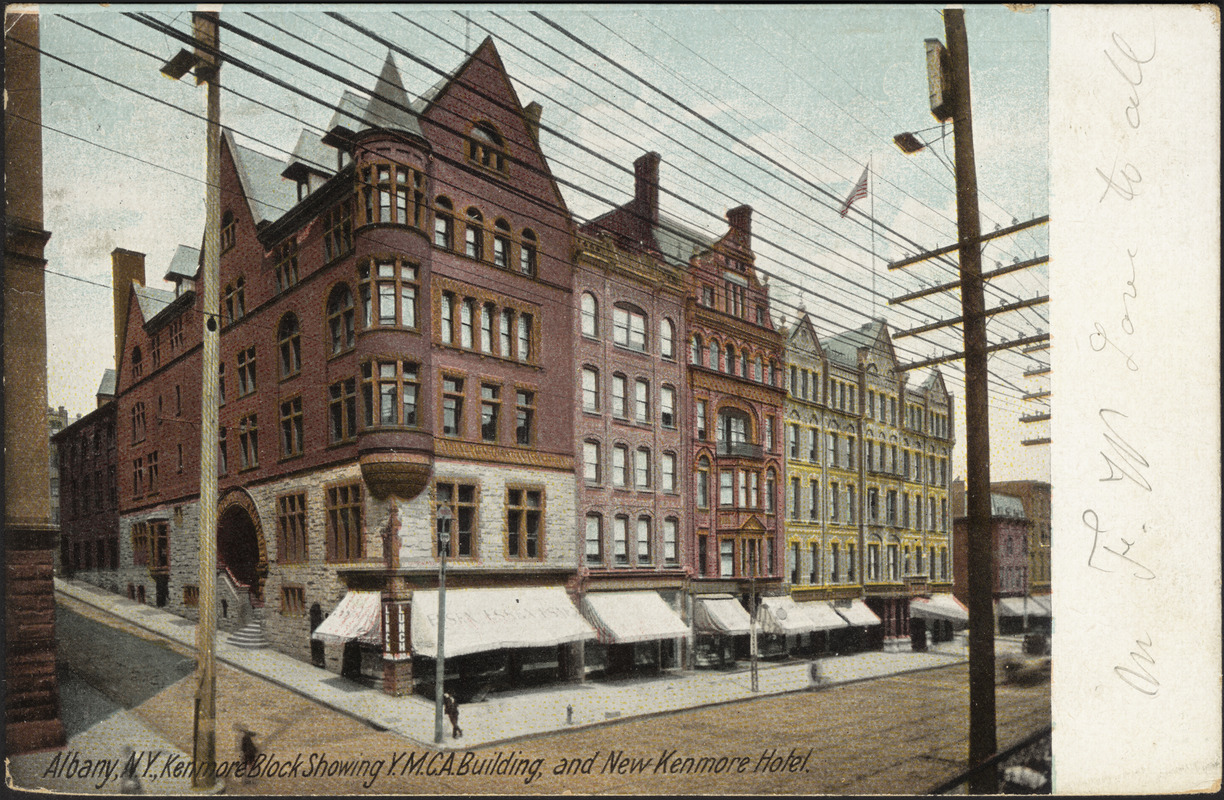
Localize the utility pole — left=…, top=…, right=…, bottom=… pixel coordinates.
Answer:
left=944, top=9, right=997, bottom=791
left=161, top=11, right=221, bottom=789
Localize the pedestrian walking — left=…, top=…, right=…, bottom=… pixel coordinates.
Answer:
left=443, top=692, right=462, bottom=739
left=239, top=729, right=259, bottom=784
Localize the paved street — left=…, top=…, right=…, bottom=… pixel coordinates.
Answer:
left=7, top=592, right=1049, bottom=795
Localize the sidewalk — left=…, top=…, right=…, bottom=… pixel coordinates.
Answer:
left=6, top=667, right=199, bottom=795
left=50, top=578, right=973, bottom=751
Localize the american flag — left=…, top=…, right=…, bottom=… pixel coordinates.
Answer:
left=839, top=165, right=869, bottom=217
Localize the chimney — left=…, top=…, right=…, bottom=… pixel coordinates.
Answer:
left=111, top=248, right=146, bottom=370
left=633, top=152, right=661, bottom=228
left=727, top=204, right=752, bottom=248
left=523, top=101, right=542, bottom=142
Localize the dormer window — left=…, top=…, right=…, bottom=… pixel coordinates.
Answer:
left=468, top=122, right=507, bottom=173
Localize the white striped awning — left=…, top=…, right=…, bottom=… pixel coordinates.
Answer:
left=411, top=587, right=595, bottom=659
left=759, top=596, right=814, bottom=635
left=796, top=601, right=852, bottom=632
left=1028, top=595, right=1052, bottom=617
left=581, top=591, right=690, bottom=644
left=692, top=595, right=752, bottom=635
left=833, top=599, right=882, bottom=627
left=311, top=591, right=382, bottom=645
left=997, top=596, right=1034, bottom=617
left=911, top=593, right=970, bottom=625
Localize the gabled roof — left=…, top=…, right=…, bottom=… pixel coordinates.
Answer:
left=283, top=128, right=336, bottom=181
left=97, top=368, right=117, bottom=398
left=786, top=312, right=823, bottom=359
left=164, top=244, right=200, bottom=282
left=132, top=283, right=176, bottom=322
left=921, top=366, right=950, bottom=399
left=225, top=129, right=299, bottom=226
left=822, top=319, right=895, bottom=369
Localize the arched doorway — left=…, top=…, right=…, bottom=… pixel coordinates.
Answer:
left=216, top=490, right=268, bottom=602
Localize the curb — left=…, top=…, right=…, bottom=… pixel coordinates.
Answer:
left=56, top=581, right=975, bottom=752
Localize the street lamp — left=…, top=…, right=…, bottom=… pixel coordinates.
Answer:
left=434, top=504, right=452, bottom=745
left=160, top=13, right=221, bottom=791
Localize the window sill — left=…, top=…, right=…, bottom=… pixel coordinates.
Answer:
left=279, top=371, right=301, bottom=384
left=612, top=343, right=649, bottom=356
left=278, top=453, right=304, bottom=464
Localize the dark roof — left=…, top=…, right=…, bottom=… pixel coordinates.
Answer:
left=821, top=319, right=885, bottom=367
left=164, top=244, right=200, bottom=282
left=97, top=368, right=117, bottom=398
left=226, top=132, right=299, bottom=226
left=325, top=54, right=426, bottom=143
left=652, top=215, right=716, bottom=269
left=283, top=128, right=335, bottom=181
left=132, top=283, right=176, bottom=322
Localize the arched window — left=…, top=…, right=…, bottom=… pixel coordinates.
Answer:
left=708, top=339, right=719, bottom=371
left=131, top=346, right=143, bottom=380
left=278, top=313, right=301, bottom=378
left=740, top=349, right=749, bottom=378
left=465, top=208, right=484, bottom=260
left=660, top=318, right=675, bottom=360
left=519, top=229, right=537, bottom=276
left=690, top=333, right=703, bottom=365
left=493, top=218, right=511, bottom=268
left=754, top=355, right=763, bottom=382
left=725, top=344, right=736, bottom=376
left=468, top=122, right=507, bottom=172
left=433, top=196, right=453, bottom=250
left=327, top=284, right=355, bottom=354
left=581, top=293, right=599, bottom=338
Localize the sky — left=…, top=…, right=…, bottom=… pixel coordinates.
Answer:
left=33, top=4, right=1050, bottom=482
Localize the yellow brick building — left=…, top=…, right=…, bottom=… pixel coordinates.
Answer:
left=782, top=316, right=955, bottom=648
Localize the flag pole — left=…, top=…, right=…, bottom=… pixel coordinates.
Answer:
left=869, top=156, right=876, bottom=318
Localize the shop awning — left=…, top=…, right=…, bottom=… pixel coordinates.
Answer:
left=692, top=594, right=752, bottom=635
left=758, top=596, right=815, bottom=635
left=1028, top=595, right=1052, bottom=617
left=795, top=601, right=851, bottom=632
left=832, top=599, right=882, bottom=627
left=911, top=593, right=970, bottom=625
left=411, top=587, right=596, bottom=659
left=581, top=591, right=690, bottom=644
left=997, top=596, right=1036, bottom=617
left=311, top=591, right=382, bottom=646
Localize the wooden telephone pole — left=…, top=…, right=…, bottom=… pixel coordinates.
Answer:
left=941, top=10, right=998, bottom=791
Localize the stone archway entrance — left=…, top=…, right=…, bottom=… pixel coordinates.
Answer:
left=216, top=490, right=268, bottom=603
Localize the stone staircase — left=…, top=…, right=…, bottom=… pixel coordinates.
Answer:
left=227, top=604, right=269, bottom=650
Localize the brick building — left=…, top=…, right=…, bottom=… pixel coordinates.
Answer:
left=951, top=481, right=1047, bottom=632
left=582, top=153, right=787, bottom=668
left=100, top=39, right=597, bottom=697
left=570, top=221, right=690, bottom=677
left=782, top=316, right=957, bottom=651
left=53, top=371, right=119, bottom=581
left=992, top=479, right=1051, bottom=597
left=48, top=406, right=71, bottom=528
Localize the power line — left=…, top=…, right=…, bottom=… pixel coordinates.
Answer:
left=35, top=14, right=1033, bottom=408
